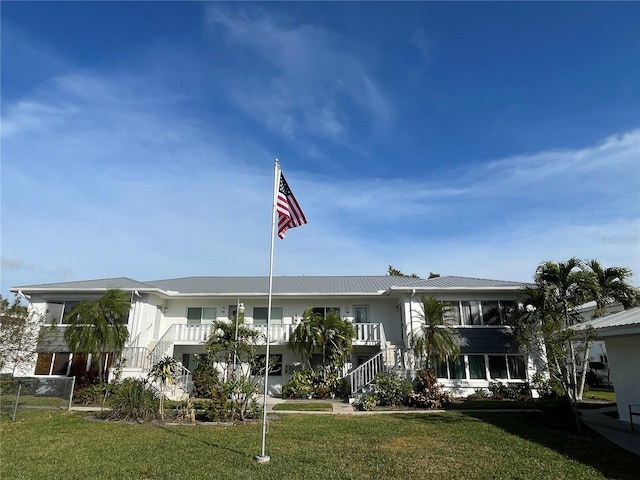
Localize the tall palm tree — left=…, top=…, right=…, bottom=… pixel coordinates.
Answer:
left=288, top=308, right=356, bottom=367
left=586, top=259, right=639, bottom=317
left=63, top=288, right=131, bottom=384
left=535, top=257, right=593, bottom=327
left=410, top=296, right=461, bottom=369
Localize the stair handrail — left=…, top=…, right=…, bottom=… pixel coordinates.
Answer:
left=345, top=350, right=387, bottom=394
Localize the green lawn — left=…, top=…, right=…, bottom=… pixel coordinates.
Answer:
left=584, top=390, right=616, bottom=403
left=272, top=401, right=333, bottom=411
left=2, top=410, right=638, bottom=480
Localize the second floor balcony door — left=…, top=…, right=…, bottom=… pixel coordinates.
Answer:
left=354, top=306, right=369, bottom=323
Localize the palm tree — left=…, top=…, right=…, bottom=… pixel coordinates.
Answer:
left=63, top=288, right=131, bottom=384
left=535, top=257, right=593, bottom=327
left=524, top=258, right=598, bottom=430
left=410, top=296, right=461, bottom=370
left=288, top=308, right=356, bottom=367
left=148, top=356, right=179, bottom=420
left=586, top=259, right=639, bottom=317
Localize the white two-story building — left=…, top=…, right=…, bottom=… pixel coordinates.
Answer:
left=10, top=275, right=540, bottom=397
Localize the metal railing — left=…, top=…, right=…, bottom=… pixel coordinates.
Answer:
left=345, top=351, right=386, bottom=394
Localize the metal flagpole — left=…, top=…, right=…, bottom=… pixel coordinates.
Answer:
left=255, top=158, right=280, bottom=464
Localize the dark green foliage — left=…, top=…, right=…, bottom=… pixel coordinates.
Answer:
left=488, top=381, right=531, bottom=400
left=531, top=373, right=561, bottom=400
left=371, top=371, right=412, bottom=406
left=74, top=383, right=113, bottom=406
left=191, top=353, right=221, bottom=398
left=411, top=296, right=461, bottom=368
left=281, top=367, right=347, bottom=399
left=63, top=288, right=131, bottom=384
left=288, top=309, right=356, bottom=367
left=353, top=394, right=377, bottom=411
left=407, top=368, right=450, bottom=409
left=106, top=378, right=158, bottom=421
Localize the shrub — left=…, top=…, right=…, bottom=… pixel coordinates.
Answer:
left=353, top=394, right=377, bottom=411
left=407, top=368, right=449, bottom=409
left=192, top=354, right=221, bottom=398
left=106, top=378, right=158, bottom=421
left=282, top=369, right=314, bottom=398
left=372, top=371, right=412, bottom=406
left=74, top=384, right=113, bottom=406
left=531, top=373, right=560, bottom=400
left=488, top=381, right=531, bottom=400
left=467, top=388, right=490, bottom=400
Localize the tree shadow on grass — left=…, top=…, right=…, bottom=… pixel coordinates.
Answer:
left=461, top=411, right=640, bottom=480
left=153, top=424, right=249, bottom=459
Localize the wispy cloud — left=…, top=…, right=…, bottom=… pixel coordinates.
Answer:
left=205, top=6, right=392, bottom=144
left=1, top=6, right=638, bottom=295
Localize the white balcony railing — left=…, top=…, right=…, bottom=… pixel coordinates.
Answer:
left=151, top=322, right=386, bottom=357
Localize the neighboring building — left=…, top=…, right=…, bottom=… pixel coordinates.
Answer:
left=574, top=301, right=625, bottom=387
left=9, top=275, right=541, bottom=397
left=571, top=307, right=640, bottom=427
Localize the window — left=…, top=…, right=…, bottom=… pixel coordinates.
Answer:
left=501, top=301, right=518, bottom=325
left=435, top=354, right=524, bottom=381
left=507, top=356, right=526, bottom=380
left=482, top=301, right=501, bottom=326
left=251, top=354, right=282, bottom=376
left=311, top=307, right=341, bottom=318
left=353, top=306, right=369, bottom=323
left=468, top=355, right=487, bottom=379
left=488, top=355, right=508, bottom=379
left=448, top=357, right=466, bottom=379
left=442, top=301, right=461, bottom=326
left=187, top=307, right=217, bottom=325
left=35, top=353, right=54, bottom=375
left=435, top=359, right=448, bottom=379
left=35, top=352, right=72, bottom=376
left=253, top=307, right=283, bottom=325
left=460, top=301, right=482, bottom=325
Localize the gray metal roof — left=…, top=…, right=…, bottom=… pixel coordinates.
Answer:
left=146, top=276, right=419, bottom=295
left=10, top=277, right=154, bottom=291
left=572, top=307, right=640, bottom=332
left=11, top=274, right=529, bottom=296
left=393, top=276, right=531, bottom=289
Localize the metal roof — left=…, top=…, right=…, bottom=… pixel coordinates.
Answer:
left=146, top=276, right=419, bottom=295
left=11, top=277, right=154, bottom=291
left=572, top=307, right=640, bottom=334
left=392, top=276, right=531, bottom=289
left=11, top=274, right=529, bottom=296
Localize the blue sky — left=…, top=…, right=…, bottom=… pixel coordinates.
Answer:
left=2, top=2, right=639, bottom=295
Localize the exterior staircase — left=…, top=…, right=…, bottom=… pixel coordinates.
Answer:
left=344, top=344, right=406, bottom=396
left=118, top=345, right=192, bottom=401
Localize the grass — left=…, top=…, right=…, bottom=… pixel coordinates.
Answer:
left=2, top=409, right=639, bottom=479
left=272, top=401, right=333, bottom=411
left=584, top=390, right=616, bottom=403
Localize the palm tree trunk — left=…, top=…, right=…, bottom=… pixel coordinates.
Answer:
left=577, top=341, right=591, bottom=401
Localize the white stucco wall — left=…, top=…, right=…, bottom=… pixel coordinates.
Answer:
left=604, top=335, right=640, bottom=424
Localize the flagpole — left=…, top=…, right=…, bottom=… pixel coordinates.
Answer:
left=255, top=158, right=279, bottom=464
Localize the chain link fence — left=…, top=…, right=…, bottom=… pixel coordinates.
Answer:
left=0, top=376, right=75, bottom=420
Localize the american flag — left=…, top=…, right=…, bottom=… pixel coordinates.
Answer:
left=277, top=172, right=307, bottom=239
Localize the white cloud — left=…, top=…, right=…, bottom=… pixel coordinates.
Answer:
left=1, top=19, right=638, bottom=296
left=205, top=6, right=392, bottom=144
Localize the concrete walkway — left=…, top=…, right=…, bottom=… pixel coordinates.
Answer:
left=579, top=406, right=640, bottom=457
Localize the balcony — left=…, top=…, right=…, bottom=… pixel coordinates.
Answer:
left=156, top=322, right=386, bottom=352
